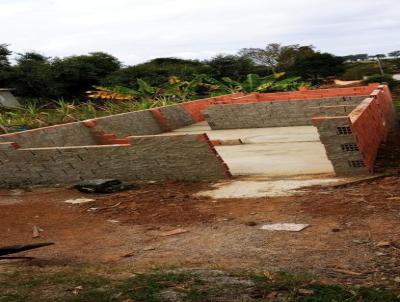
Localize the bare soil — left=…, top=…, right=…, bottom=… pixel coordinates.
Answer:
left=1, top=175, right=400, bottom=288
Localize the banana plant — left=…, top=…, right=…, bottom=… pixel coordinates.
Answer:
left=87, top=78, right=164, bottom=101
left=206, top=73, right=308, bottom=94
left=86, top=86, right=138, bottom=101
left=161, top=74, right=212, bottom=101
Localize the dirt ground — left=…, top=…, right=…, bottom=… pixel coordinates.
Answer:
left=1, top=173, right=400, bottom=288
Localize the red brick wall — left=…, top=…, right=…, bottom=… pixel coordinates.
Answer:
left=349, top=85, right=397, bottom=171
left=225, top=84, right=379, bottom=103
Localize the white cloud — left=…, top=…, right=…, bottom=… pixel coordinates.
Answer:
left=1, top=0, right=399, bottom=64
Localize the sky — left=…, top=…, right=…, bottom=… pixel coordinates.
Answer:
left=1, top=0, right=399, bottom=65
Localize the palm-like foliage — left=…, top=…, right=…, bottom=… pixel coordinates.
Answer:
left=87, top=74, right=215, bottom=102
left=208, top=73, right=307, bottom=94
left=86, top=86, right=138, bottom=101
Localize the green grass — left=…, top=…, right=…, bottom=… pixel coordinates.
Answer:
left=251, top=271, right=400, bottom=302
left=0, top=98, right=180, bottom=132
left=1, top=267, right=400, bottom=302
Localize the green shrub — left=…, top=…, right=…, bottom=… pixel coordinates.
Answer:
left=340, top=62, right=380, bottom=80
left=362, top=74, right=399, bottom=88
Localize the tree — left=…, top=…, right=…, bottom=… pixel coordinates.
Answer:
left=277, top=45, right=315, bottom=71
left=389, top=51, right=400, bottom=58
left=205, top=55, right=269, bottom=81
left=105, top=57, right=209, bottom=88
left=51, top=52, right=121, bottom=98
left=239, top=43, right=315, bottom=74
left=239, top=43, right=282, bottom=73
left=12, top=52, right=54, bottom=98
left=369, top=54, right=386, bottom=75
left=288, top=52, right=345, bottom=83
left=0, top=44, right=12, bottom=87
left=342, top=54, right=368, bottom=61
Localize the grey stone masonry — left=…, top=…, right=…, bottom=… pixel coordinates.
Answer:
left=204, top=96, right=368, bottom=130
left=0, top=109, right=163, bottom=148
left=0, top=134, right=229, bottom=187
left=0, top=122, right=98, bottom=148
left=158, top=104, right=196, bottom=130
left=90, top=110, right=163, bottom=137
left=312, top=116, right=369, bottom=175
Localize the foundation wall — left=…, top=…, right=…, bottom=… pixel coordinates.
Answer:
left=312, top=116, right=369, bottom=175
left=313, top=85, right=397, bottom=175
left=86, top=110, right=163, bottom=137
left=0, top=134, right=230, bottom=187
left=0, top=93, right=244, bottom=148
left=0, top=110, right=164, bottom=148
left=203, top=96, right=367, bottom=129
left=160, top=105, right=195, bottom=129
left=0, top=122, right=98, bottom=148
left=0, top=85, right=390, bottom=183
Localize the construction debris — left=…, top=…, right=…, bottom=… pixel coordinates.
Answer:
left=0, top=242, right=54, bottom=256
left=160, top=228, right=188, bottom=236
left=32, top=225, right=42, bottom=238
left=107, top=219, right=120, bottom=223
left=64, top=198, right=94, bottom=204
left=260, top=223, right=309, bottom=232
left=121, top=252, right=135, bottom=258
left=331, top=268, right=363, bottom=276
left=329, top=174, right=393, bottom=188
left=74, top=179, right=125, bottom=193
left=376, top=241, right=392, bottom=247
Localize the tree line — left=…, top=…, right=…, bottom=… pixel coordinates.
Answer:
left=0, top=43, right=398, bottom=101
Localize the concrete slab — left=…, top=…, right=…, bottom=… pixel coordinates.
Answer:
left=168, top=122, right=334, bottom=177
left=215, top=142, right=333, bottom=176
left=171, top=122, right=320, bottom=143
left=197, top=177, right=341, bottom=198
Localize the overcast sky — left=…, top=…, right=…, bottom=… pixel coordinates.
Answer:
left=1, top=0, right=399, bottom=65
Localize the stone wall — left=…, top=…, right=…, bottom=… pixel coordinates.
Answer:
left=0, top=122, right=98, bottom=148
left=158, top=104, right=196, bottom=129
left=0, top=134, right=230, bottom=187
left=0, top=93, right=245, bottom=148
left=203, top=96, right=367, bottom=129
left=0, top=110, right=164, bottom=148
left=87, top=110, right=163, bottom=137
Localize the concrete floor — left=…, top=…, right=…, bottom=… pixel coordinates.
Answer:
left=197, top=178, right=341, bottom=198
left=170, top=122, right=334, bottom=177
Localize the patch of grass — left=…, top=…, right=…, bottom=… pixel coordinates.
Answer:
left=1, top=267, right=400, bottom=302
left=0, top=268, right=112, bottom=302
left=0, top=98, right=181, bottom=132
left=251, top=271, right=400, bottom=302
left=390, top=85, right=400, bottom=113
left=0, top=268, right=204, bottom=302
